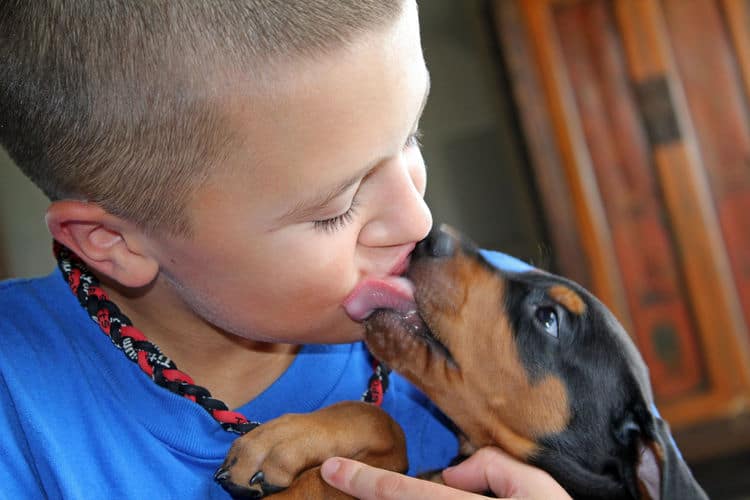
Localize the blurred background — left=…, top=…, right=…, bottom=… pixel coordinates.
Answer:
left=2, top=0, right=749, bottom=497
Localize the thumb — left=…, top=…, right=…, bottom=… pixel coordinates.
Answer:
left=442, top=448, right=521, bottom=495
left=321, top=457, right=486, bottom=500
left=442, top=447, right=571, bottom=500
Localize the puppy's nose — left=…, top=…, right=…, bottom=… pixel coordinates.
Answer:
left=415, top=225, right=457, bottom=258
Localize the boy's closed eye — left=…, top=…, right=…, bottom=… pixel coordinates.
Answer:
left=311, top=129, right=424, bottom=234
left=313, top=197, right=361, bottom=233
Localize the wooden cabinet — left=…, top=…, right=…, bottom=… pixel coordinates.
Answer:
left=493, top=0, right=750, bottom=461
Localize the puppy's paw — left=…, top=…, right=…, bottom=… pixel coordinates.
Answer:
left=215, top=413, right=333, bottom=498
left=214, top=402, right=407, bottom=498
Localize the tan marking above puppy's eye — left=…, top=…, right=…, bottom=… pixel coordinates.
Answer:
left=548, top=285, right=586, bottom=315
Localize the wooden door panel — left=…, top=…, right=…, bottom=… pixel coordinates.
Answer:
left=495, top=0, right=750, bottom=458
left=493, top=1, right=592, bottom=288
left=554, top=1, right=707, bottom=400
left=663, top=0, right=750, bottom=335
left=515, top=0, right=634, bottom=327
left=614, top=0, right=750, bottom=421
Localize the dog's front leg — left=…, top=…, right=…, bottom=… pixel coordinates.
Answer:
left=215, top=401, right=408, bottom=499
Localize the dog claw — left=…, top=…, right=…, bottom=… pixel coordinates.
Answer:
left=214, top=466, right=268, bottom=498
left=219, top=483, right=265, bottom=500
left=214, top=467, right=230, bottom=483
left=248, top=470, right=285, bottom=496
left=215, top=465, right=286, bottom=498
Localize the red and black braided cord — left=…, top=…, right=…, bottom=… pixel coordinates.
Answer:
left=53, top=240, right=389, bottom=435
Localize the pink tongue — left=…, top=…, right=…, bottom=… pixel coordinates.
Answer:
left=343, top=276, right=417, bottom=322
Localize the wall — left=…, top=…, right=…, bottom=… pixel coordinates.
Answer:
left=0, top=147, right=54, bottom=278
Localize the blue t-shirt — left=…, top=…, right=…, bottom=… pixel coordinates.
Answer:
left=0, top=270, right=461, bottom=499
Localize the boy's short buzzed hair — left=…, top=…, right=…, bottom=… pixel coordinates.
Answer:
left=0, top=0, right=404, bottom=236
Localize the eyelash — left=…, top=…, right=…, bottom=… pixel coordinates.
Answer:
left=313, top=198, right=360, bottom=233
left=405, top=129, right=423, bottom=149
left=313, top=130, right=423, bottom=234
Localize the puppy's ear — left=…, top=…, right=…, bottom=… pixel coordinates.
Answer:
left=619, top=408, right=708, bottom=500
left=613, top=411, right=655, bottom=499
left=633, top=429, right=661, bottom=499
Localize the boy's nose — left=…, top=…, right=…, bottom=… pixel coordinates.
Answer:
left=357, top=157, right=432, bottom=249
left=415, top=225, right=458, bottom=258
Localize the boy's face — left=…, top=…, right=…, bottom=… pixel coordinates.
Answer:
left=148, top=0, right=431, bottom=343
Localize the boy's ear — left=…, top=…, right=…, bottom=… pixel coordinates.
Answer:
left=45, top=200, right=159, bottom=288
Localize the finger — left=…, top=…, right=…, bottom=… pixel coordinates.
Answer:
left=441, top=448, right=519, bottom=495
left=321, top=457, right=486, bottom=500
left=442, top=448, right=571, bottom=500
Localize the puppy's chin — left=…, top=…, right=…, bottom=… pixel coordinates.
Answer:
left=364, top=308, right=457, bottom=372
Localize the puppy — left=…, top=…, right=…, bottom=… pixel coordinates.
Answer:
left=364, top=226, right=707, bottom=499
left=218, top=226, right=708, bottom=499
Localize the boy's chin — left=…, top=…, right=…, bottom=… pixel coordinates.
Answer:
left=240, top=316, right=367, bottom=345
left=299, top=315, right=368, bottom=344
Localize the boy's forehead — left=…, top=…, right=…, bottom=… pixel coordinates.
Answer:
left=214, top=0, right=421, bottom=95
left=190, top=0, right=426, bottom=223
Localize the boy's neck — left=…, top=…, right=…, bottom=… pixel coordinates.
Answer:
left=100, top=275, right=299, bottom=410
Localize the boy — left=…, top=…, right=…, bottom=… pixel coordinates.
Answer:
left=0, top=1, right=568, bottom=497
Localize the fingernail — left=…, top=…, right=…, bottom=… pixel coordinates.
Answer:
left=321, top=458, right=342, bottom=479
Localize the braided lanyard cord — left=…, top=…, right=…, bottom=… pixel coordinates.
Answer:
left=53, top=241, right=390, bottom=435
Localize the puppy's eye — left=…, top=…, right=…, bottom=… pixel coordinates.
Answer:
left=535, top=307, right=559, bottom=338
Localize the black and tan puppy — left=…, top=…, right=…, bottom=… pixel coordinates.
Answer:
left=365, top=226, right=707, bottom=499
left=218, top=226, right=708, bottom=499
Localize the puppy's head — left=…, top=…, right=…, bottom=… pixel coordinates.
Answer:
left=364, top=226, right=705, bottom=500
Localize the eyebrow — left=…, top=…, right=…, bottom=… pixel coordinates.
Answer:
left=279, top=69, right=431, bottom=224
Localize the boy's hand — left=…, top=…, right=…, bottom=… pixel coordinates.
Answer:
left=321, top=447, right=572, bottom=500
left=440, top=448, right=572, bottom=499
